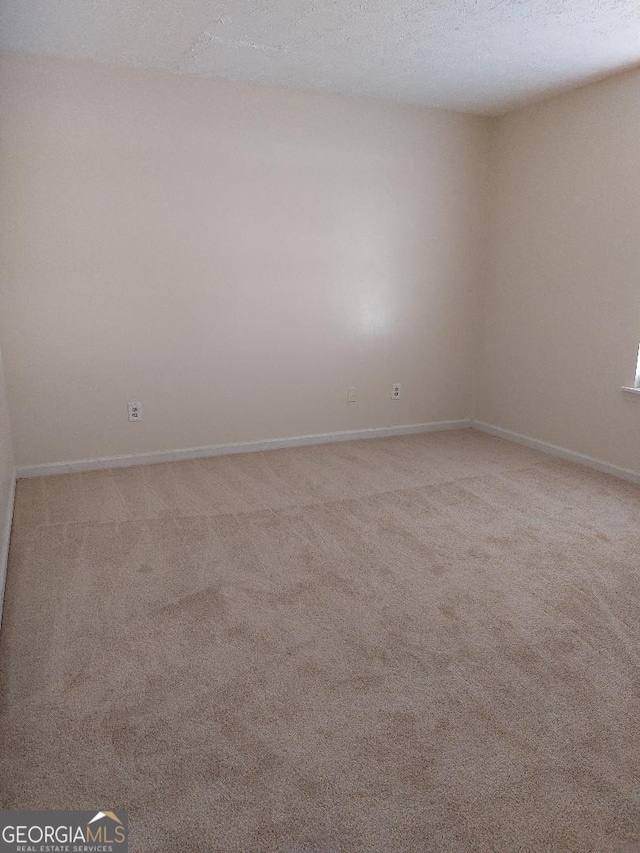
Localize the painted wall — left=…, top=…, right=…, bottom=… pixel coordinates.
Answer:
left=478, top=69, right=640, bottom=472
left=0, top=52, right=488, bottom=468
left=0, top=343, right=15, bottom=600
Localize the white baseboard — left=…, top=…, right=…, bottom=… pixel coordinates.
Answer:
left=0, top=475, right=16, bottom=628
left=16, top=419, right=473, bottom=479
left=472, top=421, right=640, bottom=485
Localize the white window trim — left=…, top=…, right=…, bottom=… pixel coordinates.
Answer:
left=621, top=343, right=640, bottom=396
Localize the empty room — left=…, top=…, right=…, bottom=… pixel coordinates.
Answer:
left=0, top=1, right=638, bottom=850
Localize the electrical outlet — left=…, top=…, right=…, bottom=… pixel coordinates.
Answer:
left=128, top=401, right=142, bottom=422
left=347, top=386, right=357, bottom=403
left=392, top=383, right=401, bottom=400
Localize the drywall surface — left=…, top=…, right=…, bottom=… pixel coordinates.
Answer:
left=478, top=69, right=640, bottom=472
left=0, top=52, right=488, bottom=468
left=0, top=344, right=15, bottom=577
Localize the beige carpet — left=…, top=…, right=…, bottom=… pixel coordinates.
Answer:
left=0, top=429, right=639, bottom=851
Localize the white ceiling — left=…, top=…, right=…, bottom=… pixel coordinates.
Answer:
left=1, top=0, right=639, bottom=114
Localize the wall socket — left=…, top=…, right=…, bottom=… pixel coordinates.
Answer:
left=392, top=383, right=402, bottom=400
left=347, top=386, right=357, bottom=403
left=128, top=401, right=142, bottom=422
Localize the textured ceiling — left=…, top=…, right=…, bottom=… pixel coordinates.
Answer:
left=1, top=0, right=639, bottom=114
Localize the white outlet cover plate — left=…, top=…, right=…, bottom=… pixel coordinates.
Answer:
left=128, top=401, right=142, bottom=421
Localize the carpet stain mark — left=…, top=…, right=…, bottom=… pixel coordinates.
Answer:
left=154, top=585, right=228, bottom=622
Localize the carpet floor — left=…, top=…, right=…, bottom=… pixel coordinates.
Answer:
left=0, top=429, right=638, bottom=852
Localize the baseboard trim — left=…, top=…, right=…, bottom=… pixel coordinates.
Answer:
left=0, top=475, right=16, bottom=629
left=472, top=421, right=640, bottom=485
left=16, top=419, right=473, bottom=479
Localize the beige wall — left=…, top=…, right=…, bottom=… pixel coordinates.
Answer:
left=0, top=52, right=489, bottom=468
left=478, top=69, right=640, bottom=471
left=0, top=344, right=15, bottom=584
left=5, top=53, right=635, bottom=476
